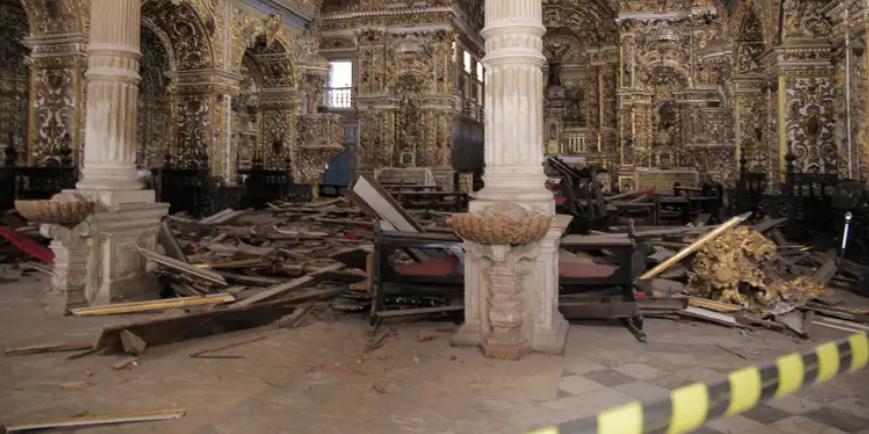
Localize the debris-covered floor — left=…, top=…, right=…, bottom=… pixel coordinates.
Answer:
left=1, top=272, right=868, bottom=434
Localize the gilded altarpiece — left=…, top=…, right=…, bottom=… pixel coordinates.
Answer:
left=616, top=2, right=733, bottom=183
left=351, top=28, right=458, bottom=189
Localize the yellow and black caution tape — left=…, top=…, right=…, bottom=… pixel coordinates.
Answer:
left=529, top=333, right=869, bottom=434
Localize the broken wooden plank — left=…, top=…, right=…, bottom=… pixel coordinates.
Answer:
left=5, top=408, right=186, bottom=432
left=189, top=336, right=267, bottom=359
left=157, top=221, right=188, bottom=263
left=232, top=263, right=344, bottom=307
left=217, top=271, right=284, bottom=286
left=276, top=303, right=315, bottom=329
left=94, top=287, right=345, bottom=354
left=69, top=294, right=235, bottom=317
left=676, top=306, right=743, bottom=328
left=638, top=213, right=751, bottom=281
left=199, top=209, right=248, bottom=225
left=349, top=174, right=422, bottom=232
left=751, top=217, right=788, bottom=233
left=812, top=257, right=839, bottom=286
left=674, top=295, right=744, bottom=313
left=137, top=246, right=227, bottom=285
left=5, top=342, right=93, bottom=357
left=374, top=305, right=464, bottom=318
left=304, top=198, right=344, bottom=209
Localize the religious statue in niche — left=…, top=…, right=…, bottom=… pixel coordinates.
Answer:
left=544, top=35, right=571, bottom=89
left=655, top=101, right=676, bottom=147
left=565, top=88, right=585, bottom=127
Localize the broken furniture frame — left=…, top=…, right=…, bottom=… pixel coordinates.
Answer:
left=371, top=226, right=464, bottom=323
left=559, top=233, right=646, bottom=342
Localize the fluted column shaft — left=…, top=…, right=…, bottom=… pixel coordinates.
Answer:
left=77, top=0, right=142, bottom=190
left=477, top=0, right=552, bottom=207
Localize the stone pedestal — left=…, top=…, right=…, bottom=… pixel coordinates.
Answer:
left=453, top=215, right=571, bottom=355
left=42, top=196, right=168, bottom=309
left=452, top=0, right=569, bottom=356
left=41, top=222, right=91, bottom=313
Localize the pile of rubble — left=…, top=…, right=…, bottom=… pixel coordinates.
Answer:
left=636, top=216, right=869, bottom=337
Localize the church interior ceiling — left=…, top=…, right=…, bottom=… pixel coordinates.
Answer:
left=0, top=0, right=867, bottom=189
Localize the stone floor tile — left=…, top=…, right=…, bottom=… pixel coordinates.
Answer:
left=540, top=388, right=633, bottom=416
left=826, top=397, right=869, bottom=420
left=770, top=416, right=848, bottom=434
left=648, top=374, right=693, bottom=390
left=613, top=362, right=666, bottom=381
left=570, top=386, right=636, bottom=411
left=706, top=415, right=789, bottom=434
left=558, top=375, right=606, bottom=396
left=563, top=358, right=606, bottom=375
left=766, top=395, right=824, bottom=415
left=613, top=381, right=670, bottom=402
left=691, top=427, right=727, bottom=434
left=804, top=407, right=869, bottom=433
left=584, top=368, right=636, bottom=387
left=741, top=403, right=794, bottom=425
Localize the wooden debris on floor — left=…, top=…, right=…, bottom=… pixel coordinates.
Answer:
left=69, top=294, right=235, bottom=317
left=3, top=408, right=186, bottom=432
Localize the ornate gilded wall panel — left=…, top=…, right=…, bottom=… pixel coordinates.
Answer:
left=142, top=0, right=215, bottom=70
left=21, top=0, right=90, bottom=37
left=784, top=76, right=838, bottom=173
left=172, top=95, right=212, bottom=168
left=736, top=93, right=768, bottom=171
left=29, top=59, right=86, bottom=165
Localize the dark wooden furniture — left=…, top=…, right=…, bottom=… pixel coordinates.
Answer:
left=394, top=191, right=469, bottom=211
left=371, top=228, right=464, bottom=322
left=735, top=156, right=768, bottom=215
left=559, top=234, right=645, bottom=341
left=782, top=152, right=838, bottom=236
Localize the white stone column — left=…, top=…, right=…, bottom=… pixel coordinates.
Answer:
left=474, top=0, right=553, bottom=211
left=453, top=0, right=569, bottom=356
left=76, top=0, right=144, bottom=192
left=48, top=0, right=169, bottom=307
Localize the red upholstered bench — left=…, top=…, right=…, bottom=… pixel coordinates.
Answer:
left=395, top=254, right=463, bottom=277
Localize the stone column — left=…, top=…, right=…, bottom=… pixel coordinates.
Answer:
left=473, top=0, right=552, bottom=209
left=49, top=0, right=169, bottom=308
left=76, top=0, right=144, bottom=192
left=453, top=0, right=570, bottom=356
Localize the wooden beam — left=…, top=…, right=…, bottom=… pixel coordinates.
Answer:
left=232, top=264, right=343, bottom=307
left=5, top=408, right=186, bottom=432
left=69, top=294, right=235, bottom=317
left=94, top=287, right=344, bottom=354
left=374, top=305, right=464, bottom=318
left=5, top=342, right=93, bottom=357
left=136, top=246, right=227, bottom=285
left=637, top=213, right=751, bottom=281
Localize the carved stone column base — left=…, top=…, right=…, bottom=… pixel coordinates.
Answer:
left=531, top=313, right=569, bottom=354
left=86, top=199, right=168, bottom=305
left=482, top=336, right=530, bottom=360
left=42, top=223, right=92, bottom=313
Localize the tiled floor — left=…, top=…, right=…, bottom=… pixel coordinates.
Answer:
left=554, top=355, right=869, bottom=433
left=2, top=272, right=868, bottom=433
